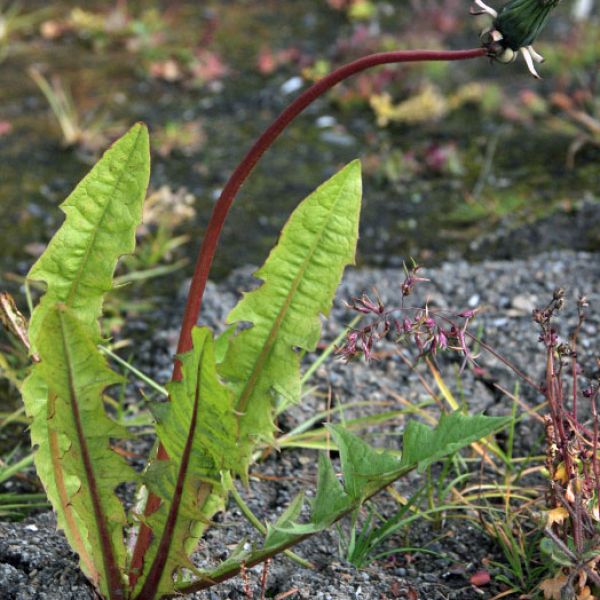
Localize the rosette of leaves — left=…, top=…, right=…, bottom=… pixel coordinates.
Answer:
left=20, top=125, right=507, bottom=599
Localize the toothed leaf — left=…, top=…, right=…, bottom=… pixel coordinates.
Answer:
left=264, top=492, right=306, bottom=549
left=311, top=453, right=352, bottom=526
left=271, top=453, right=352, bottom=537
left=181, top=413, right=508, bottom=593
left=400, top=412, right=509, bottom=472
left=21, top=124, right=150, bottom=596
left=34, top=305, right=136, bottom=598
left=27, top=123, right=150, bottom=349
left=218, top=161, right=362, bottom=468
left=328, top=425, right=402, bottom=500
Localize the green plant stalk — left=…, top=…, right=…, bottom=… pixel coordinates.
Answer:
left=0, top=453, right=34, bottom=486
left=173, top=470, right=407, bottom=595
left=228, top=476, right=314, bottom=569
left=278, top=406, right=406, bottom=450
left=300, top=315, right=362, bottom=387
left=170, top=413, right=509, bottom=594
left=0, top=406, right=27, bottom=430
left=99, top=346, right=168, bottom=397
left=175, top=487, right=486, bottom=595
left=112, top=260, right=188, bottom=286
left=29, top=67, right=79, bottom=145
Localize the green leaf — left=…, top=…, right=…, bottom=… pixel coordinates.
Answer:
left=328, top=425, right=402, bottom=500
left=182, top=413, right=508, bottom=594
left=218, top=161, right=362, bottom=467
left=133, top=327, right=241, bottom=598
left=311, top=453, right=352, bottom=527
left=159, top=327, right=242, bottom=474
left=540, top=538, right=573, bottom=568
left=27, top=123, right=150, bottom=350
left=283, top=414, right=506, bottom=536
left=264, top=492, right=306, bottom=549
left=399, top=412, right=509, bottom=472
left=22, top=369, right=98, bottom=569
left=21, top=125, right=150, bottom=598
left=35, top=305, right=136, bottom=599
left=272, top=453, right=352, bottom=537
left=214, top=324, right=236, bottom=364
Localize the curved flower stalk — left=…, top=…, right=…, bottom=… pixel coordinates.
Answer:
left=472, top=0, right=562, bottom=78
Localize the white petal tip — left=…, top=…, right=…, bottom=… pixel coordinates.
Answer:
left=474, top=0, right=498, bottom=18
left=521, top=47, right=542, bottom=79
left=527, top=45, right=545, bottom=63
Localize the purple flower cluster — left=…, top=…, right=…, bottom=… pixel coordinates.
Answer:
left=337, top=264, right=479, bottom=371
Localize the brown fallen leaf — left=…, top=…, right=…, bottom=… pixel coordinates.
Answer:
left=539, top=573, right=568, bottom=600
left=576, top=585, right=595, bottom=600
left=407, top=586, right=418, bottom=600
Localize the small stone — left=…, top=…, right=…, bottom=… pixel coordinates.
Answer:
left=280, top=76, right=303, bottom=95
left=511, top=293, right=538, bottom=314
left=468, top=293, right=480, bottom=307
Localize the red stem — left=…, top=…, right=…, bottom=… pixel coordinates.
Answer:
left=592, top=393, right=600, bottom=500
left=128, top=46, right=487, bottom=591
left=176, top=47, right=486, bottom=361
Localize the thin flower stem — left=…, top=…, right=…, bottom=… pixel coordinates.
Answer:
left=592, top=394, right=600, bottom=507
left=547, top=348, right=573, bottom=477
left=447, top=317, right=542, bottom=393
left=544, top=527, right=600, bottom=588
left=570, top=311, right=584, bottom=419
left=260, top=559, right=271, bottom=600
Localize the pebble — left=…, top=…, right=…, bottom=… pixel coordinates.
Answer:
left=280, top=76, right=304, bottom=95
left=511, top=293, right=538, bottom=313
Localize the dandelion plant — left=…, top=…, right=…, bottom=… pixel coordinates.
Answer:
left=5, top=2, right=564, bottom=597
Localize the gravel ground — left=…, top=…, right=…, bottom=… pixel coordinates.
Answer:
left=1, top=249, right=598, bottom=600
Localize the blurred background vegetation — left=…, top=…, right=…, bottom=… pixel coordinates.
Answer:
left=0, top=0, right=598, bottom=293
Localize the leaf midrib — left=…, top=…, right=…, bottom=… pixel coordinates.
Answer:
left=57, top=309, right=124, bottom=600
left=135, top=341, right=210, bottom=600
left=47, top=390, right=97, bottom=581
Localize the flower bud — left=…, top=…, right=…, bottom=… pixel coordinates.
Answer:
left=472, top=0, right=561, bottom=77
left=495, top=0, right=561, bottom=51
